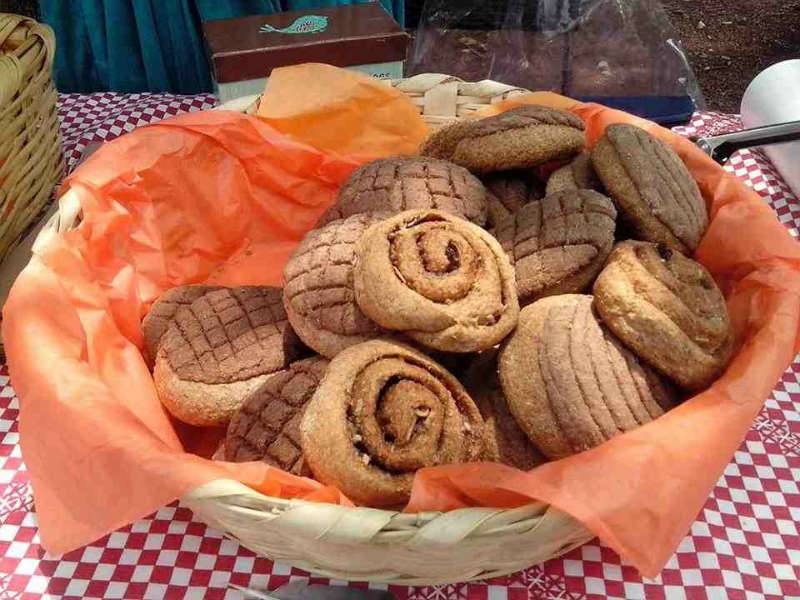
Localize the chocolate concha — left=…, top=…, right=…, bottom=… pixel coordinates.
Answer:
left=154, top=286, right=304, bottom=426
left=142, top=284, right=222, bottom=368
left=283, top=213, right=389, bottom=358
left=494, top=190, right=617, bottom=306
left=318, top=157, right=488, bottom=227
left=482, top=171, right=544, bottom=227
left=225, top=356, right=329, bottom=474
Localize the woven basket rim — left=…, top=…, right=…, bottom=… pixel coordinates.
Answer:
left=180, top=478, right=592, bottom=584
left=0, top=12, right=62, bottom=361
left=183, top=477, right=547, bottom=519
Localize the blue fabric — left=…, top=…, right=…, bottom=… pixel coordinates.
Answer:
left=40, top=0, right=404, bottom=93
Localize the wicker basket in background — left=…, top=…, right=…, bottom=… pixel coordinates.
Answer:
left=30, top=74, right=595, bottom=583
left=0, top=13, right=62, bottom=266
left=0, top=13, right=62, bottom=358
left=235, top=73, right=532, bottom=128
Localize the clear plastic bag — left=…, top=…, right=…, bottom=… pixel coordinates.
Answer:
left=407, top=0, right=704, bottom=124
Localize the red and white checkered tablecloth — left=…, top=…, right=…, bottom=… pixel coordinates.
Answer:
left=1, top=95, right=799, bottom=600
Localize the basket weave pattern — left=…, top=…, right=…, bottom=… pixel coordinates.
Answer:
left=34, top=74, right=593, bottom=584
left=183, top=480, right=592, bottom=584
left=0, top=13, right=62, bottom=266
left=242, top=73, right=531, bottom=128
left=386, top=73, right=530, bottom=127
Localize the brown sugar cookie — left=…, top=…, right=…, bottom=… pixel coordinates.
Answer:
left=494, top=190, right=617, bottom=306
left=283, top=213, right=389, bottom=358
left=421, top=106, right=585, bottom=174
left=318, top=157, right=488, bottom=227
left=154, top=287, right=305, bottom=426
left=353, top=210, right=519, bottom=353
left=545, top=154, right=601, bottom=195
left=300, top=339, right=485, bottom=506
left=463, top=351, right=546, bottom=470
left=591, top=123, right=708, bottom=253
left=142, top=284, right=222, bottom=368
left=482, top=171, right=544, bottom=227
left=224, top=356, right=329, bottom=474
left=498, top=295, right=676, bottom=460
left=593, top=241, right=733, bottom=390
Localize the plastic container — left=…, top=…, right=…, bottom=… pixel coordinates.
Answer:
left=741, top=59, right=800, bottom=197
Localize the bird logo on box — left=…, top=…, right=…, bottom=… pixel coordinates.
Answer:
left=260, top=15, right=329, bottom=35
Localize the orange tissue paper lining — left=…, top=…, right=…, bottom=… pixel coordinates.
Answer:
left=3, top=65, right=800, bottom=578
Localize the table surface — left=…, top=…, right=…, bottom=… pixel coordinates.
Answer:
left=1, top=94, right=799, bottom=600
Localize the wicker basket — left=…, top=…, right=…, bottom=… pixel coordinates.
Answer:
left=233, top=73, right=532, bottom=128
left=0, top=13, right=62, bottom=266
left=32, top=74, right=594, bottom=584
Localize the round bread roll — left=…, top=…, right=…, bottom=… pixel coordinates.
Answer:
left=545, top=154, right=601, bottom=195
left=154, top=287, right=305, bottom=426
left=353, top=209, right=519, bottom=352
left=224, top=356, right=329, bottom=474
left=300, top=339, right=485, bottom=506
left=283, top=213, right=389, bottom=358
left=420, top=105, right=585, bottom=173
left=463, top=351, right=546, bottom=470
left=318, top=156, right=488, bottom=227
left=591, top=123, right=708, bottom=253
left=498, top=294, right=676, bottom=460
left=593, top=240, right=733, bottom=390
left=494, top=189, right=617, bottom=306
left=141, top=284, right=222, bottom=368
